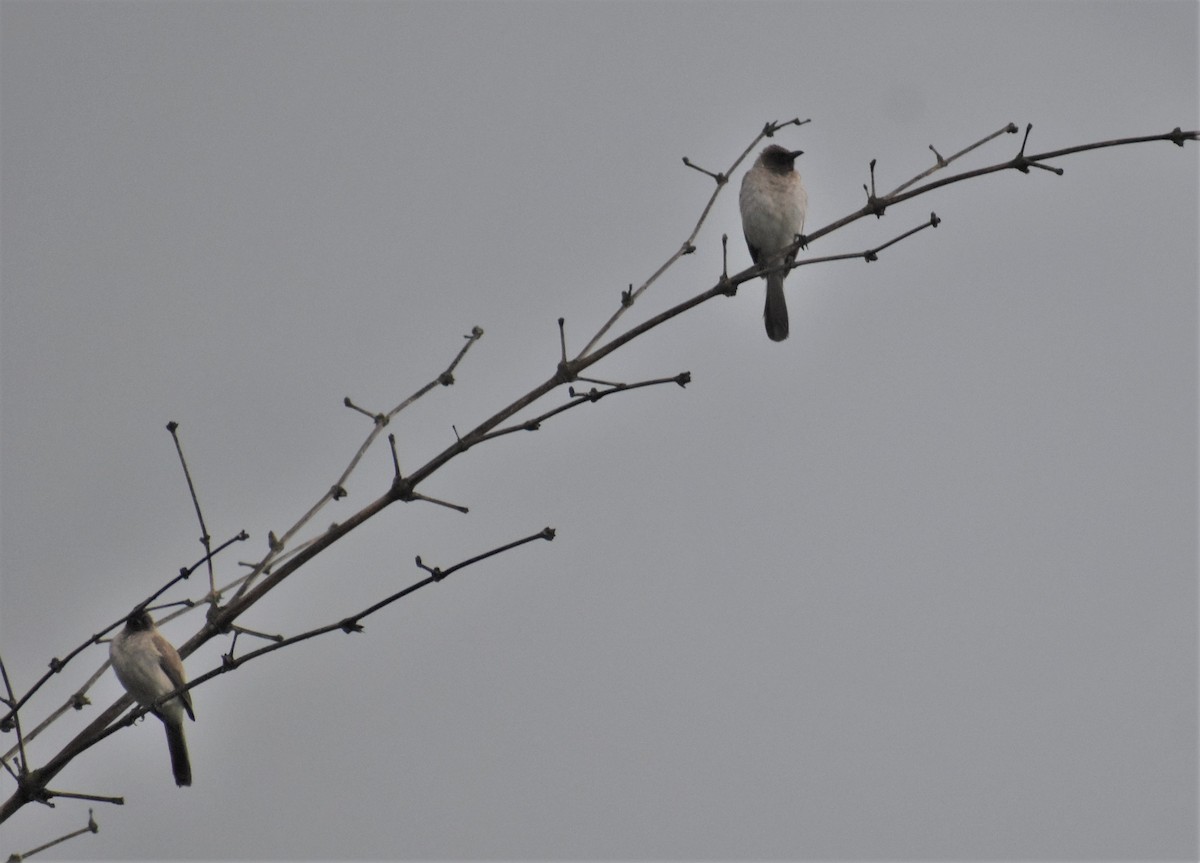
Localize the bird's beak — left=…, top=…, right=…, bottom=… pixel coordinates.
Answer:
left=790, top=149, right=804, bottom=158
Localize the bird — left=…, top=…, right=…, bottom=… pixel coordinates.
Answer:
left=110, top=608, right=195, bottom=786
left=739, top=144, right=808, bottom=341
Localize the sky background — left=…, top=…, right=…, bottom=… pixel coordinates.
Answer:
left=1, top=1, right=1197, bottom=860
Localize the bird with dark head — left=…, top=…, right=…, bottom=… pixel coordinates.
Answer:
left=739, top=144, right=808, bottom=342
left=110, top=608, right=195, bottom=786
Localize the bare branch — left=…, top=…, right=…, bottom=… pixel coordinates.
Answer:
left=231, top=326, right=484, bottom=601
left=5, top=808, right=100, bottom=859
left=0, top=657, right=27, bottom=780
left=3, top=121, right=1193, bottom=828
left=166, top=422, right=216, bottom=597
left=887, top=122, right=1019, bottom=196
left=480, top=373, right=691, bottom=443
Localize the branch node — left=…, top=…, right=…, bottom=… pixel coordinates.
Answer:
left=330, top=485, right=347, bottom=501
left=674, top=372, right=692, bottom=388
left=1012, top=122, right=1038, bottom=173
left=556, top=359, right=578, bottom=384
left=415, top=555, right=446, bottom=582
left=339, top=618, right=364, bottom=634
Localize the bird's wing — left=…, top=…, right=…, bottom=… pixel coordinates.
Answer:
left=743, top=234, right=761, bottom=265
left=154, top=634, right=196, bottom=721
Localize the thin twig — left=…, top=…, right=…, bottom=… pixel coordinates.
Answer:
left=231, top=327, right=485, bottom=601
left=887, top=123, right=1019, bottom=196
left=479, top=374, right=691, bottom=443
left=166, top=422, right=216, bottom=596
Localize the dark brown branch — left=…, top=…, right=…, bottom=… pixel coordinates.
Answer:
left=478, top=373, right=692, bottom=442
left=3, top=122, right=1193, bottom=827
left=5, top=808, right=99, bottom=859
left=0, top=657, right=26, bottom=779
left=166, top=422, right=216, bottom=597
left=231, top=326, right=484, bottom=602
left=887, top=122, right=1019, bottom=196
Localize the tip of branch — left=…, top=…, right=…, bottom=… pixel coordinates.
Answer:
left=682, top=156, right=726, bottom=184
left=764, top=117, right=811, bottom=137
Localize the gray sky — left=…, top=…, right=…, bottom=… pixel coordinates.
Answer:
left=1, top=1, right=1196, bottom=859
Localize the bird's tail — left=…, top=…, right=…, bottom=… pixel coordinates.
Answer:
left=764, top=273, right=789, bottom=342
left=164, top=721, right=192, bottom=787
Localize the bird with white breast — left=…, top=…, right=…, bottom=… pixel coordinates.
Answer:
left=739, top=144, right=808, bottom=342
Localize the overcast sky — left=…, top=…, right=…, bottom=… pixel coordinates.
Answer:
left=1, top=1, right=1197, bottom=860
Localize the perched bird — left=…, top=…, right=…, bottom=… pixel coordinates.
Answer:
left=110, top=609, right=195, bottom=786
left=739, top=144, right=808, bottom=341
